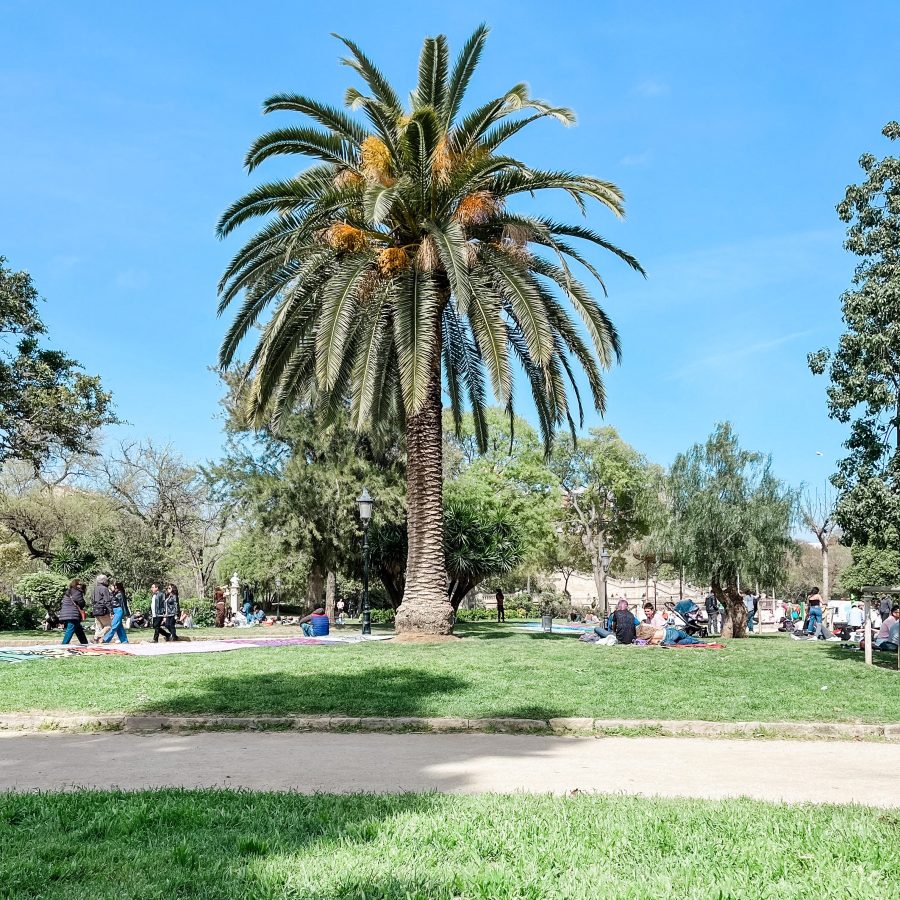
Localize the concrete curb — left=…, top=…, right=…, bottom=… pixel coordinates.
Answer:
left=0, top=713, right=897, bottom=741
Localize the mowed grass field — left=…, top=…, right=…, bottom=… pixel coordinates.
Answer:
left=0, top=790, right=894, bottom=899
left=0, top=625, right=897, bottom=723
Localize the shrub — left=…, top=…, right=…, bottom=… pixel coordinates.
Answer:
left=0, top=598, right=41, bottom=630
left=369, top=607, right=395, bottom=625
left=15, top=572, right=70, bottom=613
left=455, top=607, right=496, bottom=622
left=183, top=598, right=216, bottom=627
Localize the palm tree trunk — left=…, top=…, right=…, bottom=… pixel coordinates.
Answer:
left=395, top=333, right=452, bottom=634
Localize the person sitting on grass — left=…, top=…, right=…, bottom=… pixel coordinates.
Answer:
left=299, top=606, right=329, bottom=637
left=636, top=623, right=708, bottom=646
left=872, top=605, right=900, bottom=653
left=593, top=600, right=640, bottom=644
left=642, top=602, right=667, bottom=627
left=250, top=604, right=266, bottom=624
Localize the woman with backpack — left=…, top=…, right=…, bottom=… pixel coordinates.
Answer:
left=59, top=579, right=88, bottom=645
left=102, top=581, right=130, bottom=644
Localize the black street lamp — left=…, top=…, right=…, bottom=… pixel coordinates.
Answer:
left=357, top=488, right=374, bottom=635
left=600, top=547, right=611, bottom=616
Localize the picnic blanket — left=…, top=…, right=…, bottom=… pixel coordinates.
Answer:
left=513, top=622, right=594, bottom=634
left=0, top=633, right=391, bottom=664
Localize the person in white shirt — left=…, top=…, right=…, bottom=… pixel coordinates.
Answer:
left=847, top=603, right=864, bottom=629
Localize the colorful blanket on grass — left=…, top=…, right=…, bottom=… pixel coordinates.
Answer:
left=0, top=634, right=390, bottom=664
left=513, top=623, right=594, bottom=634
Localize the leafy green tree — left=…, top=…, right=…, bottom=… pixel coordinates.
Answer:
left=217, top=27, right=641, bottom=634
left=371, top=473, right=527, bottom=611
left=445, top=408, right=561, bottom=585
left=552, top=427, right=655, bottom=611
left=840, top=544, right=900, bottom=593
left=669, top=423, right=796, bottom=637
left=15, top=571, right=69, bottom=616
left=809, top=122, right=900, bottom=549
left=216, top=530, right=308, bottom=607
left=213, top=398, right=406, bottom=616
left=0, top=257, right=116, bottom=467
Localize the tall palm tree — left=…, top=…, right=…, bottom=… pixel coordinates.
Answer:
left=217, top=26, right=643, bottom=634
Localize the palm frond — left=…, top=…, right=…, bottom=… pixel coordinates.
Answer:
left=315, top=254, right=373, bottom=390
left=244, top=126, right=356, bottom=171
left=392, top=268, right=440, bottom=415
left=415, top=35, right=448, bottom=112
left=444, top=23, right=489, bottom=126
left=333, top=33, right=403, bottom=116
left=262, top=93, right=368, bottom=145
left=427, top=220, right=471, bottom=312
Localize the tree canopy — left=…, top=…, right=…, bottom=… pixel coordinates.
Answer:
left=0, top=257, right=116, bottom=468
left=669, top=423, right=796, bottom=637
left=809, top=122, right=900, bottom=549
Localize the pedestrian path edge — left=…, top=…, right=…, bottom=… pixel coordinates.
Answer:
left=0, top=713, right=897, bottom=741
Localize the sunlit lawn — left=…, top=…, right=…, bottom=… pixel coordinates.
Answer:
left=1, top=625, right=897, bottom=723
left=0, top=790, right=894, bottom=899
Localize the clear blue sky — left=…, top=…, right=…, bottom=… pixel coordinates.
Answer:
left=2, top=0, right=899, bottom=492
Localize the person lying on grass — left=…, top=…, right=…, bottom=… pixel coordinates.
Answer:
left=636, top=623, right=708, bottom=646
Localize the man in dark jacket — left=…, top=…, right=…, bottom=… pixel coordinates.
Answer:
left=150, top=583, right=171, bottom=642
left=704, top=593, right=720, bottom=635
left=91, top=575, right=112, bottom=643
left=60, top=580, right=88, bottom=645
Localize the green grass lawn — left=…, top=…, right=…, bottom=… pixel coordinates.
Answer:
left=0, top=790, right=894, bottom=899
left=0, top=625, right=897, bottom=723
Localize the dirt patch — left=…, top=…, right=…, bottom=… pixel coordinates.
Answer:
left=392, top=633, right=462, bottom=644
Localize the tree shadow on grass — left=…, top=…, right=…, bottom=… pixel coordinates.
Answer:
left=137, top=667, right=472, bottom=718
left=823, top=645, right=899, bottom=671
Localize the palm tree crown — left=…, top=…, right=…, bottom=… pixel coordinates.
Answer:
left=217, top=25, right=643, bottom=450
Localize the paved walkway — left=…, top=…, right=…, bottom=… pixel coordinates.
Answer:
left=1, top=731, right=896, bottom=806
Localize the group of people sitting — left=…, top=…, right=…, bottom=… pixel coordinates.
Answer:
left=784, top=587, right=900, bottom=651
left=586, top=599, right=711, bottom=646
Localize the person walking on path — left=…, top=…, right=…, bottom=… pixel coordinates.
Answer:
left=705, top=592, right=720, bottom=635
left=164, top=584, right=180, bottom=642
left=59, top=579, right=88, bottom=645
left=102, top=581, right=130, bottom=644
left=496, top=589, right=505, bottom=623
left=743, top=590, right=757, bottom=633
left=150, top=583, right=171, bottom=642
left=91, top=574, right=112, bottom=643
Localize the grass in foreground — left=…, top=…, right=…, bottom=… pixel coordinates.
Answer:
left=0, top=626, right=897, bottom=724
left=0, top=790, right=894, bottom=899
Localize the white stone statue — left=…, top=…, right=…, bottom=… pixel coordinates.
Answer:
left=229, top=572, right=240, bottom=614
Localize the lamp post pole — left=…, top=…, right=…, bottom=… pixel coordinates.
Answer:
left=357, top=488, right=374, bottom=636
left=361, top=520, right=371, bottom=635
left=601, top=548, right=611, bottom=617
